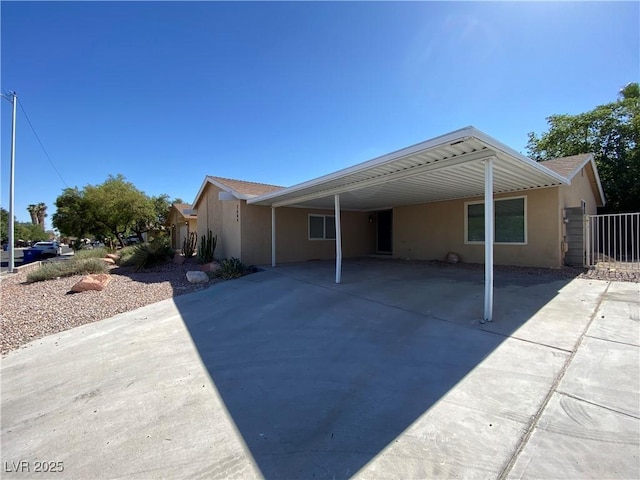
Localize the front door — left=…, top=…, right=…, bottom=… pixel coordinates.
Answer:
left=377, top=210, right=393, bottom=254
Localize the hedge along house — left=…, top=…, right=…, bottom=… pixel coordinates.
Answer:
left=193, top=126, right=605, bottom=321
left=166, top=203, right=197, bottom=250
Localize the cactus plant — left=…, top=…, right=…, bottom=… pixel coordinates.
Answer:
left=181, top=231, right=197, bottom=258
left=197, top=230, right=217, bottom=264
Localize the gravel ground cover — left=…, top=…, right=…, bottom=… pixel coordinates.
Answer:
left=1, top=257, right=637, bottom=356
left=1, top=259, right=213, bottom=355
left=417, top=259, right=640, bottom=283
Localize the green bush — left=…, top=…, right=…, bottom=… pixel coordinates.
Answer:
left=26, top=258, right=108, bottom=283
left=118, top=237, right=174, bottom=271
left=197, top=230, right=217, bottom=264
left=217, top=257, right=246, bottom=279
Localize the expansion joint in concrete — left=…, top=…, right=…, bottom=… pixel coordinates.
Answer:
left=496, top=281, right=612, bottom=480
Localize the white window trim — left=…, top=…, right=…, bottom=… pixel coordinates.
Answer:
left=464, top=195, right=528, bottom=245
left=308, top=214, right=336, bottom=241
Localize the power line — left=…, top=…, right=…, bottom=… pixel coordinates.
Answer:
left=17, top=98, right=68, bottom=187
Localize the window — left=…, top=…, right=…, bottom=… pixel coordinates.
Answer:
left=465, top=196, right=526, bottom=244
left=309, top=215, right=336, bottom=240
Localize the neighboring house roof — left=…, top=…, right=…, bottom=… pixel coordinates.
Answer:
left=248, top=126, right=572, bottom=210
left=193, top=176, right=284, bottom=207
left=541, top=153, right=605, bottom=206
left=168, top=203, right=197, bottom=222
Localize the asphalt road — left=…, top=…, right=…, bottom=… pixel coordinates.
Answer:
left=0, top=246, right=73, bottom=271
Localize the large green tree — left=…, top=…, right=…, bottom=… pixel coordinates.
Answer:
left=52, top=175, right=168, bottom=248
left=132, top=193, right=172, bottom=241
left=14, top=222, right=47, bottom=243
left=52, top=187, right=93, bottom=240
left=527, top=83, right=639, bottom=213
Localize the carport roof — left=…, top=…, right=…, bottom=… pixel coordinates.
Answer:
left=248, top=126, right=571, bottom=211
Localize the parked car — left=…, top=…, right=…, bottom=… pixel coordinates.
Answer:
left=31, top=241, right=62, bottom=257
left=126, top=236, right=141, bottom=245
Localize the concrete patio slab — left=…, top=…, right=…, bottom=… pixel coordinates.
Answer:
left=586, top=281, right=640, bottom=346
left=507, top=393, right=640, bottom=479
left=2, top=260, right=637, bottom=479
left=557, top=336, right=640, bottom=418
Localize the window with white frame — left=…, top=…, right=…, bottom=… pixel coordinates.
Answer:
left=465, top=196, right=527, bottom=244
left=309, top=215, right=336, bottom=240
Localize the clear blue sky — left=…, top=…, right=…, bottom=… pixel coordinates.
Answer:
left=1, top=1, right=638, bottom=229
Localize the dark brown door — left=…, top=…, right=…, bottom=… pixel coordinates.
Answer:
left=377, top=210, right=393, bottom=254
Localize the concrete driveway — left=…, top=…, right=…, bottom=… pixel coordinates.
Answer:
left=2, top=259, right=638, bottom=479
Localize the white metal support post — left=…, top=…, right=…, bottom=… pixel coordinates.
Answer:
left=334, top=194, right=342, bottom=284
left=271, top=207, right=276, bottom=267
left=8, top=92, right=17, bottom=273
left=483, top=157, right=494, bottom=322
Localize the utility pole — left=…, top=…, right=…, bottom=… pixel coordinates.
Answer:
left=2, top=91, right=17, bottom=272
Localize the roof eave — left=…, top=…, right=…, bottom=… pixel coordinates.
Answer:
left=468, top=128, right=569, bottom=186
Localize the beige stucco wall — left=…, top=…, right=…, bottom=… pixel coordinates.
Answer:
left=559, top=163, right=600, bottom=214
left=222, top=199, right=242, bottom=259
left=393, top=188, right=562, bottom=268
left=240, top=204, right=376, bottom=265
left=194, top=183, right=240, bottom=259
left=239, top=203, right=273, bottom=266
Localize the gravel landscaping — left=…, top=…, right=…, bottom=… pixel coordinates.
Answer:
left=1, top=259, right=215, bottom=355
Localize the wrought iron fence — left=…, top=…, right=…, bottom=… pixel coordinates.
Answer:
left=586, top=212, right=640, bottom=269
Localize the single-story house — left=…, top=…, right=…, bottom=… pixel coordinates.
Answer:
left=166, top=203, right=197, bottom=250
left=192, top=126, right=605, bottom=321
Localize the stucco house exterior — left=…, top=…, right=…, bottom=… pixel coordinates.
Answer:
left=192, top=127, right=605, bottom=271
left=166, top=203, right=197, bottom=250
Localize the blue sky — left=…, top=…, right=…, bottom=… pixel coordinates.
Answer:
left=1, top=1, right=638, bottom=229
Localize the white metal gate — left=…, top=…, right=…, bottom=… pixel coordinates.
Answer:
left=586, top=212, right=640, bottom=269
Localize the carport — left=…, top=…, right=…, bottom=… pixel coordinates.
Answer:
left=249, top=126, right=568, bottom=321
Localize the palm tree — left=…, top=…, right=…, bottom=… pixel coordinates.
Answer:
left=26, top=204, right=38, bottom=225
left=36, top=203, right=48, bottom=228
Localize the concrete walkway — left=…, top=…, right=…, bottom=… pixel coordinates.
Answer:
left=1, top=260, right=638, bottom=479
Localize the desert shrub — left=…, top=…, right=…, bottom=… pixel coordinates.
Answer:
left=119, top=237, right=174, bottom=271
left=217, top=257, right=246, bottom=279
left=74, top=247, right=108, bottom=260
left=117, top=246, right=137, bottom=266
left=197, top=230, right=217, bottom=264
left=26, top=258, right=108, bottom=283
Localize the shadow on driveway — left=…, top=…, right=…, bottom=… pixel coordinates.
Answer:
left=172, top=258, right=592, bottom=478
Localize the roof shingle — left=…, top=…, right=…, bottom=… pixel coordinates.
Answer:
left=172, top=203, right=196, bottom=219
left=209, top=176, right=284, bottom=196
left=540, top=154, right=592, bottom=178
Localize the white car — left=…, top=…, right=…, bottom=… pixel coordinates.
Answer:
left=32, top=241, right=62, bottom=257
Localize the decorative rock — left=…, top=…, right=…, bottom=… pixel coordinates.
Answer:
left=173, top=255, right=185, bottom=265
left=200, top=262, right=221, bottom=273
left=445, top=252, right=461, bottom=264
left=101, top=257, right=116, bottom=265
left=71, top=274, right=112, bottom=293
left=186, top=271, right=209, bottom=284
left=106, top=253, right=120, bottom=261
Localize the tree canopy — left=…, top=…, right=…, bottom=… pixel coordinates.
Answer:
left=1, top=207, right=8, bottom=244
left=52, top=175, right=172, bottom=247
left=527, top=83, right=639, bottom=213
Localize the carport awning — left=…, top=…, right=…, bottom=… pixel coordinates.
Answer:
left=248, top=126, right=569, bottom=210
